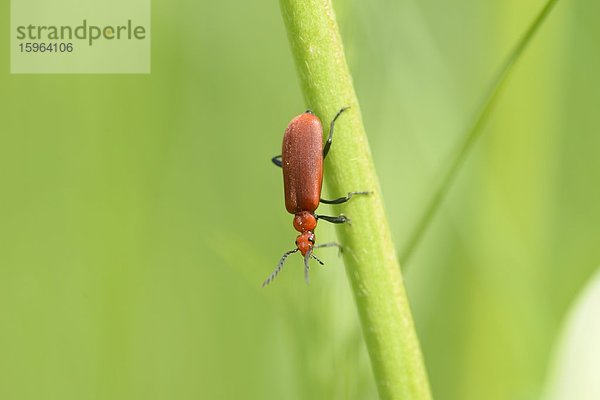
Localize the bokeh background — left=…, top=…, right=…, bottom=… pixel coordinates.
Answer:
left=1, top=0, right=599, bottom=399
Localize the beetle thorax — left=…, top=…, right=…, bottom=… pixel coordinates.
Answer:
left=293, top=211, right=317, bottom=256
left=293, top=211, right=317, bottom=233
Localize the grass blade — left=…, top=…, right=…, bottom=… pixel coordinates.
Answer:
left=400, top=0, right=560, bottom=265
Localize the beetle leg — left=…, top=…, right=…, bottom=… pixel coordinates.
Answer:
left=313, top=242, right=343, bottom=256
left=320, top=191, right=371, bottom=205
left=315, top=214, right=350, bottom=225
left=323, top=106, right=350, bottom=159
left=271, top=155, right=282, bottom=167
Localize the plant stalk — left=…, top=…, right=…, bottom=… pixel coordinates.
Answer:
left=279, top=0, right=432, bottom=398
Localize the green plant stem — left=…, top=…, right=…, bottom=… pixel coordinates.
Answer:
left=400, top=0, right=559, bottom=266
left=279, top=0, right=431, bottom=399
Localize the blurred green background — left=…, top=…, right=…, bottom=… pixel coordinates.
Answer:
left=1, top=0, right=599, bottom=399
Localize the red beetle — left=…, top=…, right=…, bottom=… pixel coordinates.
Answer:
left=262, top=107, right=369, bottom=286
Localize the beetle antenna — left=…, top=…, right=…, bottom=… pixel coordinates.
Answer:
left=262, top=248, right=298, bottom=287
left=311, top=253, right=324, bottom=265
left=304, top=249, right=312, bottom=285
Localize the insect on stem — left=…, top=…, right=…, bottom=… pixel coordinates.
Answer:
left=262, top=109, right=370, bottom=286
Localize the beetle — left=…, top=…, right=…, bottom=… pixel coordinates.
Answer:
left=262, top=107, right=369, bottom=287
